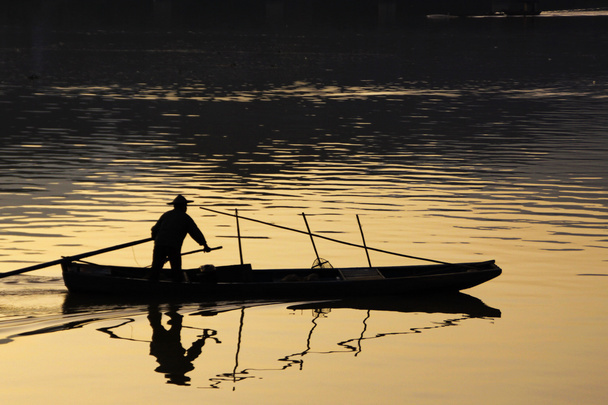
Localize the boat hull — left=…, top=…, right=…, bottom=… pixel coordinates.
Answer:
left=61, top=260, right=502, bottom=300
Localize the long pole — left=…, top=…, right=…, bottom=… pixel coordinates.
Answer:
left=199, top=206, right=453, bottom=266
left=301, top=213, right=321, bottom=264
left=236, top=208, right=244, bottom=265
left=356, top=215, right=372, bottom=268
left=0, top=237, right=153, bottom=279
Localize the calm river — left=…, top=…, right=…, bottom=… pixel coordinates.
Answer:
left=1, top=4, right=607, bottom=404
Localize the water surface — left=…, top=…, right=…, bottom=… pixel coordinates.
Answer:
left=1, top=7, right=607, bottom=405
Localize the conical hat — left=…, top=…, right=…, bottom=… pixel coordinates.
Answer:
left=168, top=194, right=193, bottom=205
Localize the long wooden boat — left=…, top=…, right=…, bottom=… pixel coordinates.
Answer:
left=61, top=259, right=501, bottom=299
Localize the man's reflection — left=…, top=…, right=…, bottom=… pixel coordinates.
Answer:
left=148, top=304, right=220, bottom=386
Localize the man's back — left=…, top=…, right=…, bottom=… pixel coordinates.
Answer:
left=152, top=209, right=204, bottom=248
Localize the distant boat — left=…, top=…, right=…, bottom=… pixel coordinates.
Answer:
left=61, top=259, right=501, bottom=299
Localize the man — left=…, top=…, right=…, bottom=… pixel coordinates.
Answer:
left=150, top=194, right=210, bottom=282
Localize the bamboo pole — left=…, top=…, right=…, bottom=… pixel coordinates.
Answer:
left=0, top=238, right=153, bottom=279
left=199, top=206, right=453, bottom=266
left=236, top=208, right=244, bottom=265
left=356, top=215, right=372, bottom=268
left=301, top=212, right=321, bottom=264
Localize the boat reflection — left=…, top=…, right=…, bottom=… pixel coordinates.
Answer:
left=285, top=293, right=500, bottom=359
left=288, top=292, right=501, bottom=318
left=1, top=292, right=499, bottom=386
left=278, top=293, right=499, bottom=362
left=89, top=293, right=499, bottom=388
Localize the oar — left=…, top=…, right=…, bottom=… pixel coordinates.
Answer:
left=153, top=246, right=223, bottom=267
left=0, top=237, right=153, bottom=279
left=179, top=246, right=223, bottom=258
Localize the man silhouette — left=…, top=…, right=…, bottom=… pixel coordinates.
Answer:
left=150, top=195, right=210, bottom=282
left=148, top=304, right=220, bottom=385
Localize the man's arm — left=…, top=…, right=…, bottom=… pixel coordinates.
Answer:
left=187, top=217, right=209, bottom=250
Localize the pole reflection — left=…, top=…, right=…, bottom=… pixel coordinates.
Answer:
left=0, top=294, right=500, bottom=388
left=82, top=293, right=500, bottom=389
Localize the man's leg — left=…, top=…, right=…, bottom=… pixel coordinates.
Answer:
left=167, top=247, right=183, bottom=282
left=150, top=245, right=168, bottom=281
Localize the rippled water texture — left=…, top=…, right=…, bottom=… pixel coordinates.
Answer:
left=0, top=4, right=607, bottom=404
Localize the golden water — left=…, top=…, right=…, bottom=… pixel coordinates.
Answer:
left=1, top=6, right=607, bottom=404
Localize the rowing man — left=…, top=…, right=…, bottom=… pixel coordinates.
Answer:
left=150, top=195, right=211, bottom=282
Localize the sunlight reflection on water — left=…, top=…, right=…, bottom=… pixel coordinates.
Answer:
left=1, top=10, right=608, bottom=404
left=1, top=72, right=606, bottom=273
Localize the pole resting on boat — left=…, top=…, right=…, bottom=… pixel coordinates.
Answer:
left=198, top=206, right=462, bottom=267
left=357, top=215, right=373, bottom=268
left=236, top=208, right=244, bottom=265
left=301, top=212, right=321, bottom=265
